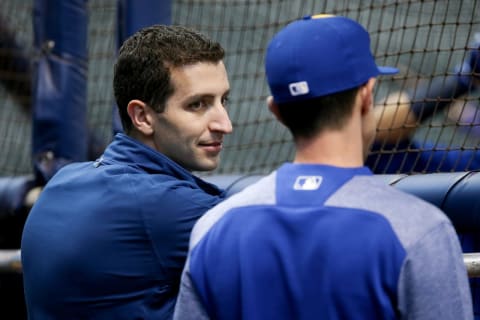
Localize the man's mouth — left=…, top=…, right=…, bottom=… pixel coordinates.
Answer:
left=199, top=141, right=223, bottom=153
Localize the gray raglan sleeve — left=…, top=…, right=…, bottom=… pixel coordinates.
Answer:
left=397, top=221, right=473, bottom=320
left=173, top=264, right=210, bottom=320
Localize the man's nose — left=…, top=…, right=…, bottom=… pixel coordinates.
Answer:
left=210, top=104, right=233, bottom=134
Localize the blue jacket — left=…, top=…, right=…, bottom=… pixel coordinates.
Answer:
left=21, top=133, right=226, bottom=319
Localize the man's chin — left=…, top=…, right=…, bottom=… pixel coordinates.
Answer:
left=189, top=158, right=220, bottom=172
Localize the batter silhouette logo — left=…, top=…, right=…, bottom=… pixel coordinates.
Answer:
left=293, top=176, right=323, bottom=190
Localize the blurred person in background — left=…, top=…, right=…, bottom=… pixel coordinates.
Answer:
left=369, top=34, right=480, bottom=173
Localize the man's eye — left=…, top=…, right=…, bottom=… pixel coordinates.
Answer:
left=188, top=101, right=205, bottom=110
left=221, top=96, right=230, bottom=107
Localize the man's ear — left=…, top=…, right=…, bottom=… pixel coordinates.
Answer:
left=126, top=100, right=154, bottom=136
left=360, top=78, right=376, bottom=115
left=267, top=96, right=285, bottom=125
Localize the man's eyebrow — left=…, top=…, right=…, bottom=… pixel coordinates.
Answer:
left=183, top=94, right=210, bottom=102
left=184, top=89, right=230, bottom=102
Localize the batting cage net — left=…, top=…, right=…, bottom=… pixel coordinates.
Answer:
left=0, top=1, right=480, bottom=317
left=0, top=0, right=479, bottom=178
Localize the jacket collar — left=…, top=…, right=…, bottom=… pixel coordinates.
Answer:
left=100, top=133, right=224, bottom=195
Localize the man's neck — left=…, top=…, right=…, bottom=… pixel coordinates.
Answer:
left=293, top=127, right=365, bottom=168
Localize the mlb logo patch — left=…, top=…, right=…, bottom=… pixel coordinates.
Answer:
left=288, top=81, right=309, bottom=96
left=293, top=176, right=322, bottom=190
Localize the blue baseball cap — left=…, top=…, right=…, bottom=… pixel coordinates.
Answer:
left=265, top=15, right=399, bottom=104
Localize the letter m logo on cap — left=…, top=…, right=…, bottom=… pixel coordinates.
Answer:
left=288, top=81, right=310, bottom=96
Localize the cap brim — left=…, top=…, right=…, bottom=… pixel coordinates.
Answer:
left=378, top=66, right=399, bottom=75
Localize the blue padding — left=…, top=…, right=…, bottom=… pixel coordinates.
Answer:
left=117, top=0, right=172, bottom=41
left=32, top=0, right=88, bottom=184
left=443, top=172, right=480, bottom=232
left=371, top=174, right=408, bottom=185
left=33, top=0, right=88, bottom=60
left=225, top=175, right=264, bottom=196
left=0, top=176, right=35, bottom=218
left=392, top=171, right=469, bottom=209
left=204, top=174, right=245, bottom=191
left=32, top=57, right=87, bottom=161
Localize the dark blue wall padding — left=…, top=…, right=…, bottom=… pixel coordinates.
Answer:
left=113, top=0, right=172, bottom=135
left=206, top=174, right=265, bottom=196
left=391, top=171, right=470, bottom=212
left=443, top=172, right=480, bottom=232
left=32, top=0, right=88, bottom=185
left=205, top=171, right=480, bottom=233
left=117, top=0, right=172, bottom=42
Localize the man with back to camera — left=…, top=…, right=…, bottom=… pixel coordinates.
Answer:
left=21, top=24, right=232, bottom=319
left=173, top=15, right=473, bottom=319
